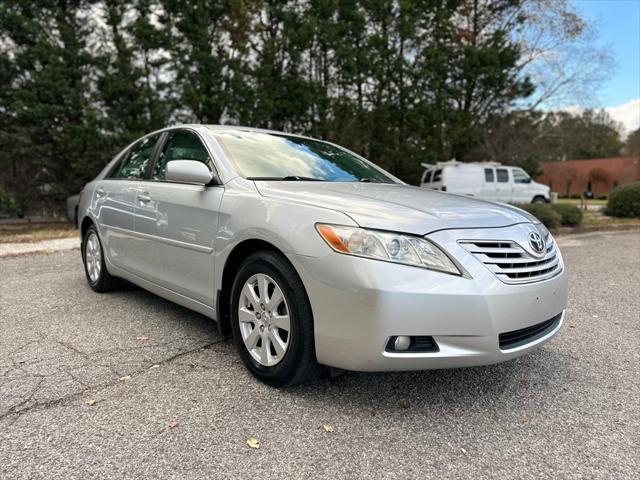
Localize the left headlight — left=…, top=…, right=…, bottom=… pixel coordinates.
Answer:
left=315, top=224, right=461, bottom=275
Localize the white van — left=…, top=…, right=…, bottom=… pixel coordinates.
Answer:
left=420, top=161, right=550, bottom=203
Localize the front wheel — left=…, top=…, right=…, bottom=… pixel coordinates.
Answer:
left=532, top=196, right=548, bottom=204
left=230, top=251, right=317, bottom=387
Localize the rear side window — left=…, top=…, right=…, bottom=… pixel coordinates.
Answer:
left=484, top=168, right=494, bottom=182
left=496, top=168, right=509, bottom=183
left=153, top=130, right=211, bottom=181
left=432, top=169, right=442, bottom=182
left=110, top=134, right=160, bottom=179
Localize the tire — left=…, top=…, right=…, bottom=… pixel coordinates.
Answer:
left=230, top=251, right=318, bottom=387
left=532, top=196, right=548, bottom=204
left=82, top=225, right=119, bottom=292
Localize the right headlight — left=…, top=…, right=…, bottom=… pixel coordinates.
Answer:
left=315, top=223, right=461, bottom=276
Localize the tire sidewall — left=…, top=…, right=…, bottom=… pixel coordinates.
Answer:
left=230, top=252, right=314, bottom=385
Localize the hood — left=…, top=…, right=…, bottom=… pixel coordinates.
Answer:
left=254, top=182, right=530, bottom=235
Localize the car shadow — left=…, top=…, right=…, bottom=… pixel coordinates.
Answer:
left=102, top=280, right=570, bottom=410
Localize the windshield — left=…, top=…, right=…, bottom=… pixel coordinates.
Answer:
left=215, top=131, right=395, bottom=183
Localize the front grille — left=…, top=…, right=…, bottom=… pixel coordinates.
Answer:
left=499, top=313, right=562, bottom=350
left=459, top=237, right=561, bottom=284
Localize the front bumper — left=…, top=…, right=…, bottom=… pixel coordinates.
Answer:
left=288, top=226, right=568, bottom=372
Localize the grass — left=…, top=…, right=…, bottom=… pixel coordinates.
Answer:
left=556, top=198, right=607, bottom=206
left=0, top=222, right=79, bottom=244
left=580, top=210, right=640, bottom=226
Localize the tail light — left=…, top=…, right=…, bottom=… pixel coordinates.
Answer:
left=441, top=185, right=447, bottom=192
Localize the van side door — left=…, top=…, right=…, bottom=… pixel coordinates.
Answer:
left=494, top=168, right=512, bottom=202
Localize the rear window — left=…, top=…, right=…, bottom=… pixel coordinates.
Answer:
left=484, top=168, right=494, bottom=182
left=496, top=168, right=509, bottom=183
left=432, top=169, right=442, bottom=182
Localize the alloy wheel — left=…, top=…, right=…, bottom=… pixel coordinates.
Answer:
left=238, top=273, right=291, bottom=367
left=85, top=232, right=102, bottom=283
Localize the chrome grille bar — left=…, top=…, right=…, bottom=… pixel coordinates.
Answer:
left=459, top=238, right=562, bottom=284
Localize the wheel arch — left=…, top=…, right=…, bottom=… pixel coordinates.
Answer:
left=217, top=239, right=290, bottom=336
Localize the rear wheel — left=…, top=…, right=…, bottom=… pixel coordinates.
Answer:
left=230, top=251, right=317, bottom=387
left=83, top=225, right=118, bottom=292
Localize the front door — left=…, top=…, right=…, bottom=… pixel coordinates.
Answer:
left=511, top=168, right=533, bottom=203
left=134, top=129, right=223, bottom=306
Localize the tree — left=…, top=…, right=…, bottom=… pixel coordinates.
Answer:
left=0, top=0, right=105, bottom=214
left=624, top=128, right=640, bottom=156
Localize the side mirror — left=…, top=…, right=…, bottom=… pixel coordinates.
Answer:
left=525, top=177, right=532, bottom=183
left=166, top=160, right=213, bottom=185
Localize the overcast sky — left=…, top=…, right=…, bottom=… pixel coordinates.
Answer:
left=573, top=0, right=640, bottom=134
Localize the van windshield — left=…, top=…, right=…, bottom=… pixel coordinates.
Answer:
left=215, top=131, right=396, bottom=183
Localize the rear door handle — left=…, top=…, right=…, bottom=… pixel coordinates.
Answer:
left=136, top=192, right=151, bottom=204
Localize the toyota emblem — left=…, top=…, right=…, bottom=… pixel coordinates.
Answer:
left=528, top=231, right=545, bottom=254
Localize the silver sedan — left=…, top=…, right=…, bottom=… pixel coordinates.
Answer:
left=78, top=125, right=568, bottom=386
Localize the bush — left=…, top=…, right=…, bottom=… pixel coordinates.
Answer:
left=605, top=182, right=640, bottom=218
left=517, top=203, right=562, bottom=229
left=550, top=204, right=583, bottom=226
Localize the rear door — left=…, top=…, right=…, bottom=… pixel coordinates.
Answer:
left=480, top=167, right=499, bottom=200
left=494, top=167, right=512, bottom=202
left=94, top=133, right=161, bottom=271
left=133, top=129, right=223, bottom=306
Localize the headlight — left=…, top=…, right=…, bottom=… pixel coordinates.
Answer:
left=316, top=224, right=461, bottom=275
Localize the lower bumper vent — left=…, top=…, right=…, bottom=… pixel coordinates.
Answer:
left=499, top=313, right=562, bottom=350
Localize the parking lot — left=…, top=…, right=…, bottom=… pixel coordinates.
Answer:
left=1, top=231, right=638, bottom=479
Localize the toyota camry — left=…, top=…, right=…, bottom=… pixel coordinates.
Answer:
left=78, top=125, right=568, bottom=386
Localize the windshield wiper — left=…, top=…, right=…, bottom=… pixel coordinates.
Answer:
left=247, top=176, right=324, bottom=181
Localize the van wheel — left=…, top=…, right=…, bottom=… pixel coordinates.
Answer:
left=230, top=251, right=318, bottom=387
left=532, top=196, right=547, bottom=204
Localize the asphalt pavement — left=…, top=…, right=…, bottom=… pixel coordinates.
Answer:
left=1, top=231, right=638, bottom=479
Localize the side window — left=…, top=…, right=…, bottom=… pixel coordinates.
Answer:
left=432, top=169, right=442, bottom=182
left=484, top=168, right=495, bottom=182
left=424, top=171, right=433, bottom=183
left=153, top=130, right=211, bottom=181
left=110, top=134, right=160, bottom=179
left=512, top=168, right=530, bottom=184
left=496, top=168, right=509, bottom=183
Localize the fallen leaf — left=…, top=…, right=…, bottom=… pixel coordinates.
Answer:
left=190, top=362, right=199, bottom=368
left=136, top=336, right=149, bottom=341
left=118, top=375, right=130, bottom=381
left=247, top=438, right=260, bottom=449
left=399, top=400, right=410, bottom=409
left=169, top=420, right=179, bottom=429
left=460, top=447, right=469, bottom=456
left=85, top=399, right=96, bottom=406
left=150, top=364, right=159, bottom=369
left=322, top=423, right=334, bottom=432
